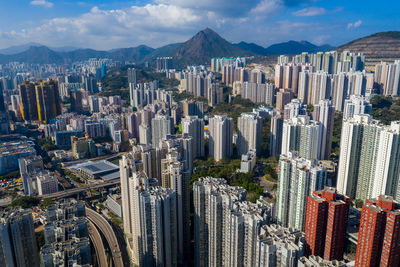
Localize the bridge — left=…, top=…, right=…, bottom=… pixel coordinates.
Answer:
left=86, top=207, right=124, bottom=267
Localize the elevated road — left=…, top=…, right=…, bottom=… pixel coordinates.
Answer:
left=87, top=219, right=108, bottom=267
left=0, top=180, right=120, bottom=207
left=86, top=207, right=124, bottom=267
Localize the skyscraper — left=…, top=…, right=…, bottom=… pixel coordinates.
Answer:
left=128, top=68, right=137, bottom=107
left=161, top=152, right=191, bottom=262
left=270, top=112, right=284, bottom=157
left=305, top=187, right=350, bottom=261
left=121, top=166, right=178, bottom=266
left=0, top=209, right=40, bottom=267
left=19, top=81, right=38, bottom=121
left=343, top=95, right=372, bottom=119
left=312, top=100, right=334, bottom=160
left=372, top=121, right=400, bottom=201
left=35, top=79, right=62, bottom=123
left=151, top=115, right=172, bottom=148
left=237, top=113, right=262, bottom=156
left=355, top=195, right=400, bottom=267
left=19, top=79, right=61, bottom=123
left=276, top=152, right=327, bottom=230
left=208, top=115, right=233, bottom=161
left=337, top=114, right=382, bottom=200
left=181, top=116, right=205, bottom=158
left=281, top=115, right=322, bottom=160
left=193, top=177, right=271, bottom=267
left=70, top=90, right=82, bottom=113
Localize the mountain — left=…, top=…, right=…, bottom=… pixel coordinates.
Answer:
left=0, top=28, right=337, bottom=66
left=0, top=43, right=80, bottom=54
left=172, top=28, right=254, bottom=66
left=265, top=40, right=334, bottom=55
left=108, top=45, right=154, bottom=62
left=234, top=42, right=269, bottom=56
left=337, top=31, right=400, bottom=68
left=0, top=42, right=44, bottom=54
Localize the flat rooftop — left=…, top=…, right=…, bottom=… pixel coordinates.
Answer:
left=72, top=160, right=119, bottom=175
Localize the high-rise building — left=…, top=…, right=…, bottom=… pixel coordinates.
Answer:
left=181, top=116, right=204, bottom=158
left=128, top=68, right=137, bottom=89
left=193, top=177, right=271, bottom=267
left=372, top=121, right=400, bottom=201
left=312, top=100, right=334, bottom=160
left=19, top=79, right=61, bottom=123
left=281, top=115, right=322, bottom=160
left=343, top=95, right=371, bottom=119
left=276, top=89, right=292, bottom=110
left=283, top=99, right=307, bottom=120
left=19, top=81, right=38, bottom=121
left=355, top=195, right=400, bottom=267
left=120, top=167, right=178, bottom=266
left=270, top=113, right=284, bottom=157
left=161, top=152, right=191, bottom=262
left=237, top=113, right=262, bottom=156
left=156, top=57, right=173, bottom=72
left=151, top=115, right=172, bottom=148
left=70, top=90, right=82, bottom=113
left=336, top=114, right=382, bottom=200
left=256, top=224, right=305, bottom=266
left=305, top=187, right=350, bottom=261
left=35, top=79, right=62, bottom=123
left=208, top=115, right=233, bottom=161
left=276, top=152, right=327, bottom=230
left=0, top=209, right=40, bottom=267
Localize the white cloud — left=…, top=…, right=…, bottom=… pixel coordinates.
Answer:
left=30, top=0, right=53, bottom=8
left=347, top=20, right=362, bottom=29
left=0, top=1, right=344, bottom=50
left=250, top=0, right=283, bottom=16
left=292, top=7, right=326, bottom=17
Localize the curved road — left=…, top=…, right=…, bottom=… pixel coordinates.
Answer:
left=86, top=207, right=124, bottom=267
left=87, top=219, right=108, bottom=267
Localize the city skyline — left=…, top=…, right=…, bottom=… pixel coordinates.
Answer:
left=0, top=0, right=399, bottom=50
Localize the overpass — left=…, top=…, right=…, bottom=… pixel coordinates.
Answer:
left=0, top=180, right=120, bottom=207
left=86, top=207, right=124, bottom=267
left=87, top=219, right=108, bottom=267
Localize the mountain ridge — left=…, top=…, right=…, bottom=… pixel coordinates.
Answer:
left=1, top=29, right=396, bottom=68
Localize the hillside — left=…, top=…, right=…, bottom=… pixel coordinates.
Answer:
left=265, top=40, right=334, bottom=55
left=234, top=42, right=269, bottom=56
left=337, top=31, right=400, bottom=69
left=172, top=28, right=254, bottom=66
left=0, top=28, right=340, bottom=66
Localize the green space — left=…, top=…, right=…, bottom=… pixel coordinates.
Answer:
left=332, top=112, right=343, bottom=156
left=191, top=158, right=263, bottom=202
left=370, top=95, right=400, bottom=125
left=36, top=231, right=45, bottom=250
left=38, top=137, right=57, bottom=152
left=64, top=170, right=84, bottom=184
left=100, top=65, right=179, bottom=101
left=9, top=196, right=40, bottom=208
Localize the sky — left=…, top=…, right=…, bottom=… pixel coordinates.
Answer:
left=0, top=0, right=399, bottom=50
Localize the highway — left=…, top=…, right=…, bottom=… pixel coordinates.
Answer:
left=86, top=207, right=124, bottom=267
left=87, top=219, right=108, bottom=267
left=0, top=180, right=120, bottom=207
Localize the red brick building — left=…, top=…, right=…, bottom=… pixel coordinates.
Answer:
left=355, top=195, right=400, bottom=267
left=305, top=187, right=350, bottom=261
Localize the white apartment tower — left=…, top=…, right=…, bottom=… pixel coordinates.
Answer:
left=237, top=113, right=262, bottom=156
left=276, top=152, right=327, bottom=230
left=181, top=116, right=205, bottom=158
left=281, top=115, right=323, bottom=160
left=209, top=115, right=233, bottom=161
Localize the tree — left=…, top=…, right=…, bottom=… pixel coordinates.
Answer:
left=9, top=196, right=40, bottom=209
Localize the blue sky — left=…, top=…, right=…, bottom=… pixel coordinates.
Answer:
left=0, top=0, right=399, bottom=50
